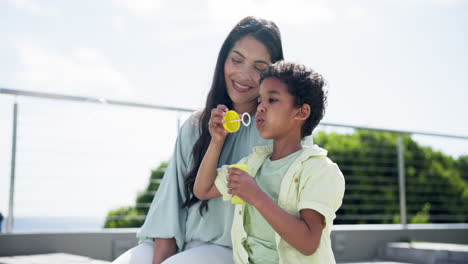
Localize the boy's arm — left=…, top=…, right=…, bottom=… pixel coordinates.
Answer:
left=194, top=139, right=223, bottom=200
left=240, top=160, right=343, bottom=256
left=193, top=104, right=229, bottom=200
left=227, top=163, right=331, bottom=255
left=252, top=195, right=324, bottom=256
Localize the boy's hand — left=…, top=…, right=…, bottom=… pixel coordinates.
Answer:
left=227, top=167, right=261, bottom=204
left=208, top=104, right=229, bottom=144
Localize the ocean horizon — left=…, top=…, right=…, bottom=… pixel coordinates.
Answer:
left=0, top=216, right=107, bottom=233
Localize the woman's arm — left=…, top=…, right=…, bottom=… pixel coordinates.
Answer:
left=153, top=238, right=177, bottom=264
left=193, top=105, right=229, bottom=200
left=137, top=113, right=198, bottom=259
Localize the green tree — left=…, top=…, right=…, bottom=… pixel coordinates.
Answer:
left=457, top=155, right=468, bottom=182
left=314, top=130, right=468, bottom=224
left=105, top=130, right=468, bottom=227
left=104, top=162, right=168, bottom=228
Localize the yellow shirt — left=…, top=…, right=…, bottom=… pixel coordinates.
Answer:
left=215, top=145, right=345, bottom=264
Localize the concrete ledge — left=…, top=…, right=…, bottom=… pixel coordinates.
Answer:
left=1, top=225, right=467, bottom=262
left=331, top=224, right=468, bottom=262
left=0, top=253, right=111, bottom=264
left=334, top=223, right=468, bottom=231
left=0, top=229, right=138, bottom=261
left=338, top=260, right=412, bottom=264
left=378, top=242, right=468, bottom=264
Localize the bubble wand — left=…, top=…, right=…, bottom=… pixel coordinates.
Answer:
left=222, top=110, right=251, bottom=133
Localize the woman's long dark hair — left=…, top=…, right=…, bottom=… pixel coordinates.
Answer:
left=181, top=16, right=284, bottom=214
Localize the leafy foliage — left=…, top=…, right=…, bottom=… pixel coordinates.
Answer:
left=104, top=130, right=468, bottom=227
left=104, top=162, right=168, bottom=228
left=314, top=130, right=468, bottom=224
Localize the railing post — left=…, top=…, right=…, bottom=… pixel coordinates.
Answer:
left=7, top=100, right=18, bottom=233
left=397, top=135, right=407, bottom=228
left=177, top=113, right=181, bottom=133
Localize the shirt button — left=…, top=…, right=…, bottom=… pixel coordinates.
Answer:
left=239, top=210, right=242, bottom=215
left=294, top=178, right=299, bottom=183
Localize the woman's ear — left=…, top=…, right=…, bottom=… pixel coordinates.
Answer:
left=295, top=104, right=311, bottom=121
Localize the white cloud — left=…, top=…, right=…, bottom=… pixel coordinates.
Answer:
left=111, top=15, right=126, bottom=31
left=5, top=0, right=61, bottom=16
left=384, top=0, right=460, bottom=6
left=16, top=43, right=133, bottom=97
left=343, top=7, right=367, bottom=21
left=112, top=0, right=162, bottom=20
left=112, top=0, right=336, bottom=25
left=434, top=0, right=459, bottom=4
left=207, top=0, right=336, bottom=25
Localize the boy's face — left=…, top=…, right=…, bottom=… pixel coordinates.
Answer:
left=256, top=77, right=303, bottom=140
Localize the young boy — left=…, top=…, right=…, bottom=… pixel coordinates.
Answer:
left=194, top=61, right=345, bottom=264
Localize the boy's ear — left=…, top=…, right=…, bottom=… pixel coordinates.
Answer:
left=295, top=104, right=311, bottom=121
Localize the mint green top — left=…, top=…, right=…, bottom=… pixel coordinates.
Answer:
left=243, top=150, right=303, bottom=264
left=136, top=112, right=271, bottom=250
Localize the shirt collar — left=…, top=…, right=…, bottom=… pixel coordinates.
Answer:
left=253, top=144, right=327, bottom=161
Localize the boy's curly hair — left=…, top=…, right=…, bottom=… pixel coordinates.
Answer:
left=260, top=61, right=327, bottom=138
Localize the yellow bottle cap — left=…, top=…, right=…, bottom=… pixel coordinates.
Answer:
left=223, top=110, right=241, bottom=133
left=231, top=196, right=246, bottom=205
left=229, top=164, right=248, bottom=171
left=228, top=164, right=249, bottom=204
left=223, top=110, right=251, bottom=133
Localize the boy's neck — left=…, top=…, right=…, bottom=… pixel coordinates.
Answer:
left=271, top=135, right=303, bottom=161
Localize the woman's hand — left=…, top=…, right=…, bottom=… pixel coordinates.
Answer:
left=208, top=104, right=229, bottom=144
left=227, top=167, right=262, bottom=204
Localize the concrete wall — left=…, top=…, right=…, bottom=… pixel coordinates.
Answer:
left=1, top=224, right=467, bottom=262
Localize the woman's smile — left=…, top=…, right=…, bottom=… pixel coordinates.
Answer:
left=232, top=80, right=252, bottom=93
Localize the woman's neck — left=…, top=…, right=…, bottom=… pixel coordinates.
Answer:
left=271, top=134, right=303, bottom=161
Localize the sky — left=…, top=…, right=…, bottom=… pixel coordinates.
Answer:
left=0, top=0, right=467, bottom=225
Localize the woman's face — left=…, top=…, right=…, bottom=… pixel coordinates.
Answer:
left=224, top=35, right=271, bottom=112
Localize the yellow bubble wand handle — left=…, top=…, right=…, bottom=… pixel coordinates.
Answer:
left=228, top=164, right=248, bottom=205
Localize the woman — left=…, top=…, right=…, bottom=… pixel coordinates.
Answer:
left=113, top=16, right=284, bottom=264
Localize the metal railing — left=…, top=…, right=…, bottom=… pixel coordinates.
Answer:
left=1, top=88, right=467, bottom=233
